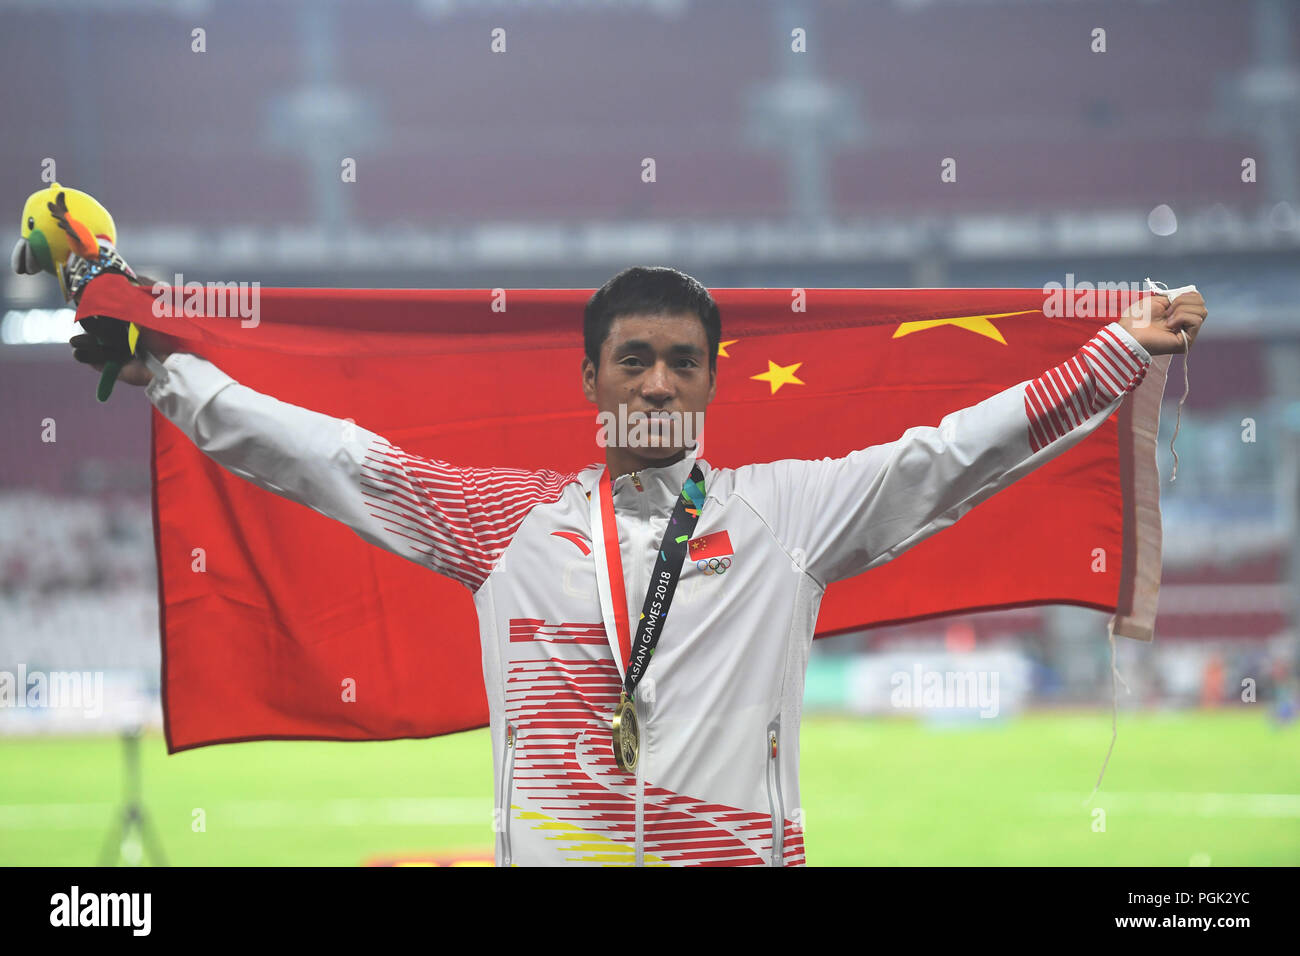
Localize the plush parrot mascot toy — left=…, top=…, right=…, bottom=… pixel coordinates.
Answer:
left=12, top=182, right=145, bottom=402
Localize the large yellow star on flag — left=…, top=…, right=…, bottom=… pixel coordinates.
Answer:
left=717, top=339, right=738, bottom=358
left=751, top=360, right=805, bottom=395
left=891, top=310, right=1037, bottom=346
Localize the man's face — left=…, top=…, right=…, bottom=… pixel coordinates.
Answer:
left=582, top=311, right=717, bottom=462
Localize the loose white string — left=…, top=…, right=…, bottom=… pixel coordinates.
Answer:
left=1142, top=278, right=1192, bottom=483
left=1169, top=328, right=1190, bottom=482
left=1087, top=278, right=1192, bottom=805
left=1084, top=615, right=1132, bottom=808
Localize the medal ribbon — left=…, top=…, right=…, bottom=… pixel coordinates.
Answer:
left=598, top=464, right=706, bottom=700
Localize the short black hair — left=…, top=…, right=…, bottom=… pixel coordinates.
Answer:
left=583, top=266, right=721, bottom=373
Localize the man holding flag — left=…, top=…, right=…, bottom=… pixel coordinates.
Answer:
left=71, top=266, right=1206, bottom=866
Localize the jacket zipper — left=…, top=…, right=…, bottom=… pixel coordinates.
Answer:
left=634, top=716, right=645, bottom=867
left=634, top=474, right=648, bottom=867
left=766, top=719, right=785, bottom=866
left=500, top=722, right=517, bottom=866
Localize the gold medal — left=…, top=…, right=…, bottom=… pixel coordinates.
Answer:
left=611, top=690, right=640, bottom=773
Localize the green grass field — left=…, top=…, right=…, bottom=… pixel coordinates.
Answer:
left=2, top=709, right=1296, bottom=866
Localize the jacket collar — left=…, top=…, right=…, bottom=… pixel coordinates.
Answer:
left=579, top=444, right=709, bottom=504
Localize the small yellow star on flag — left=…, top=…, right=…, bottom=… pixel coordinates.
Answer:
left=891, top=310, right=1037, bottom=346
left=751, top=360, right=805, bottom=395
left=717, top=339, right=738, bottom=358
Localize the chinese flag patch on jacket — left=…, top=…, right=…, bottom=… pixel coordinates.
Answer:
left=688, top=530, right=734, bottom=560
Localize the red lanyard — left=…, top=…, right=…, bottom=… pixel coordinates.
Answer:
left=598, top=471, right=634, bottom=672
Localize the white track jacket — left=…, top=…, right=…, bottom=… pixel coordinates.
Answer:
left=142, top=320, right=1152, bottom=866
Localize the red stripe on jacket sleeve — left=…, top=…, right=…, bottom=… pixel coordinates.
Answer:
left=1024, top=323, right=1150, bottom=454
left=360, top=439, right=578, bottom=591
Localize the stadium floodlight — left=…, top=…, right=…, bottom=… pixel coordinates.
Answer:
left=415, top=0, right=690, bottom=17
left=0, top=0, right=209, bottom=10
left=0, top=308, right=78, bottom=345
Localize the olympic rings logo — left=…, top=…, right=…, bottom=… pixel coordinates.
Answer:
left=696, top=556, right=732, bottom=575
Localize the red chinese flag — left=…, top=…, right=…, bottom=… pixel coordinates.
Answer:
left=687, top=531, right=734, bottom=561
left=77, top=275, right=1169, bottom=752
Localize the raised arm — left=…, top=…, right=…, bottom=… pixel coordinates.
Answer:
left=732, top=321, right=1155, bottom=587
left=70, top=332, right=571, bottom=591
